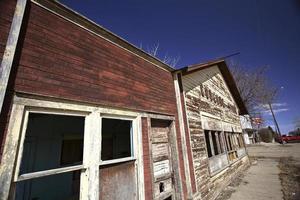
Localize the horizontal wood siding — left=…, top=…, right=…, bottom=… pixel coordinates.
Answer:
left=14, top=3, right=177, bottom=115
left=0, top=0, right=16, bottom=60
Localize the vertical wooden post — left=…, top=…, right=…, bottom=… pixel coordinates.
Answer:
left=0, top=0, right=27, bottom=115
left=0, top=104, right=25, bottom=200
left=81, top=111, right=101, bottom=200
left=173, top=72, right=192, bottom=198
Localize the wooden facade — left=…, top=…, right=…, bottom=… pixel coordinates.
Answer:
left=0, top=0, right=249, bottom=200
left=175, top=61, right=250, bottom=200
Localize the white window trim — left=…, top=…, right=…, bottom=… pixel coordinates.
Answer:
left=99, top=115, right=137, bottom=165
left=0, top=95, right=144, bottom=200
left=13, top=109, right=87, bottom=183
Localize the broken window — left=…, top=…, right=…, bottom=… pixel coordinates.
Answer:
left=101, top=118, right=133, bottom=161
left=225, top=132, right=238, bottom=161
left=15, top=113, right=85, bottom=200
left=4, top=98, right=140, bottom=200
left=204, top=130, right=225, bottom=158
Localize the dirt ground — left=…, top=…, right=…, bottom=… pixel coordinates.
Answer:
left=279, top=157, right=300, bottom=200
left=216, top=143, right=300, bottom=200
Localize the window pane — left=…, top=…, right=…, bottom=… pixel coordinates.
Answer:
left=101, top=118, right=132, bottom=161
left=19, top=113, right=84, bottom=174
left=15, top=170, right=80, bottom=200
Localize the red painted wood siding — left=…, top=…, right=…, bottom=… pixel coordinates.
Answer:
left=14, top=4, right=177, bottom=115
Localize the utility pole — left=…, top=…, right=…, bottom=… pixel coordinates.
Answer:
left=268, top=102, right=282, bottom=137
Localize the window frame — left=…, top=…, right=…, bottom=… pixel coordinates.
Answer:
left=204, top=130, right=226, bottom=159
left=1, top=96, right=142, bottom=200
left=99, top=114, right=137, bottom=166
left=13, top=109, right=87, bottom=183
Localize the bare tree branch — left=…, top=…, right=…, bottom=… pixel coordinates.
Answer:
left=140, top=42, right=180, bottom=67
left=229, top=61, right=278, bottom=116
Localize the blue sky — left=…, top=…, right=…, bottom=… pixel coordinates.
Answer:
left=60, top=0, right=300, bottom=134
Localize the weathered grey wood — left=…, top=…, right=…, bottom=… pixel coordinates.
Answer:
left=169, top=121, right=183, bottom=200
left=142, top=113, right=175, bottom=121
left=13, top=111, right=29, bottom=182
left=14, top=95, right=141, bottom=117
left=80, top=111, right=101, bottom=200
left=147, top=117, right=156, bottom=199
left=154, top=178, right=173, bottom=199
left=173, top=73, right=192, bottom=198
left=152, top=144, right=170, bottom=162
left=152, top=127, right=169, bottom=143
left=0, top=104, right=25, bottom=200
left=136, top=116, right=145, bottom=200
left=100, top=157, right=136, bottom=166
left=0, top=0, right=27, bottom=115
left=17, top=165, right=84, bottom=182
left=153, top=160, right=170, bottom=177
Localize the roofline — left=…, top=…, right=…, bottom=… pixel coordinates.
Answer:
left=31, top=0, right=174, bottom=72
left=176, top=59, right=249, bottom=115
left=176, top=59, right=226, bottom=75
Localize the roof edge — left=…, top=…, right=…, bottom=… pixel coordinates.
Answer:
left=31, top=0, right=174, bottom=72
left=177, top=59, right=248, bottom=115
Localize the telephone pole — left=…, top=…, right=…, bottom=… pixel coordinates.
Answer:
left=268, top=102, right=282, bottom=137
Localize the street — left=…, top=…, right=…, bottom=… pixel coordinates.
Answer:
left=216, top=143, right=300, bottom=200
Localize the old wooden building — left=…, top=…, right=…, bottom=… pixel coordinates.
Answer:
left=174, top=60, right=250, bottom=200
left=0, top=0, right=249, bottom=200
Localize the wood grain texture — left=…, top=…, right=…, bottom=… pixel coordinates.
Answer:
left=14, top=4, right=177, bottom=115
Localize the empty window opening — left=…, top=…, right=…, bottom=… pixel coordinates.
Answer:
left=101, top=118, right=132, bottom=161
left=16, top=113, right=84, bottom=200
left=15, top=170, right=80, bottom=200
left=159, top=182, right=165, bottom=193
left=205, top=130, right=212, bottom=157
left=19, top=113, right=84, bottom=174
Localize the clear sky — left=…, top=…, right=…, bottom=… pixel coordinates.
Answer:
left=60, top=0, right=300, bottom=134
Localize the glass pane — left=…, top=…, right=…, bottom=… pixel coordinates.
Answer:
left=101, top=118, right=132, bottom=161
left=19, top=113, right=85, bottom=174
left=15, top=170, right=80, bottom=200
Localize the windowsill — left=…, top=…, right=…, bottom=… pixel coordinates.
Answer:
left=100, top=157, right=136, bottom=166
left=210, top=163, right=229, bottom=177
